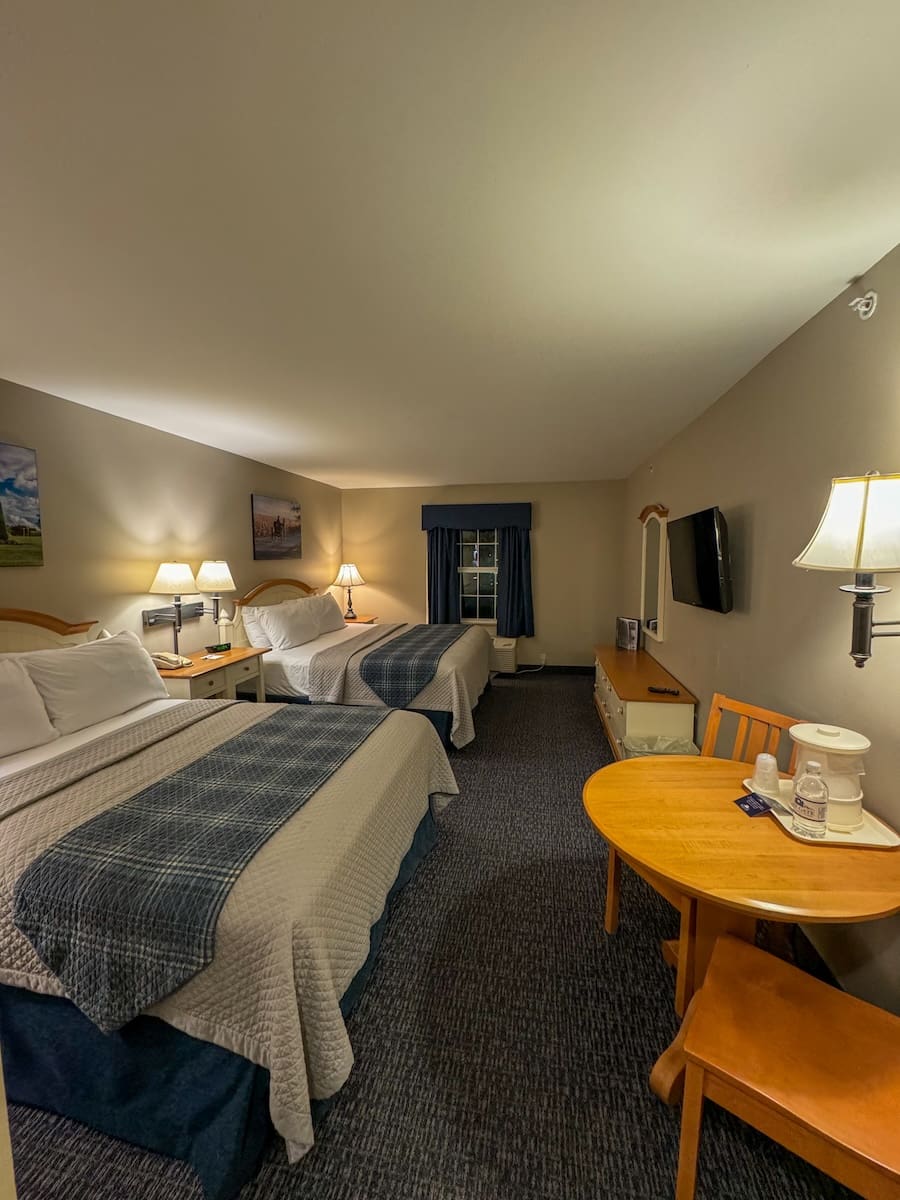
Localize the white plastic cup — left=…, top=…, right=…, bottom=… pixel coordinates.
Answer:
left=751, top=752, right=780, bottom=797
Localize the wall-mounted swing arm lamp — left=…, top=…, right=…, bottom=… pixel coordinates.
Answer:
left=195, top=560, right=236, bottom=624
left=143, top=562, right=201, bottom=655
left=793, top=471, right=900, bottom=667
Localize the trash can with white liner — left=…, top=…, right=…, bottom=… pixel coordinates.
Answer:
left=622, top=735, right=699, bottom=758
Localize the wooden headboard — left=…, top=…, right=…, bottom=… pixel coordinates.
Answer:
left=228, top=579, right=318, bottom=648
left=0, top=608, right=98, bottom=652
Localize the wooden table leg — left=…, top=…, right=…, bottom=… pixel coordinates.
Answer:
left=604, top=847, right=622, bottom=934
left=690, top=902, right=756, bottom=1000
left=650, top=993, right=700, bottom=1106
left=651, top=906, right=758, bottom=1104
left=674, top=897, right=697, bottom=1018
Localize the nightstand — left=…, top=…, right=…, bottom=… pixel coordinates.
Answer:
left=345, top=615, right=377, bottom=624
left=156, top=647, right=269, bottom=701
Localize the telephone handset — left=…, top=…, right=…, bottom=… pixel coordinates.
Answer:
left=151, top=651, right=193, bottom=669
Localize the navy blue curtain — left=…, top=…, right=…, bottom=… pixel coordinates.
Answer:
left=426, top=527, right=460, bottom=624
left=422, top=503, right=531, bottom=532
left=497, top=526, right=534, bottom=638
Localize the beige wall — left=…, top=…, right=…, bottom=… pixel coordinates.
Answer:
left=623, top=242, right=900, bottom=1011
left=342, top=481, right=625, bottom=665
left=0, top=380, right=343, bottom=652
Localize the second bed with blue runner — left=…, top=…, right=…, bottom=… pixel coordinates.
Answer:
left=358, top=622, right=469, bottom=709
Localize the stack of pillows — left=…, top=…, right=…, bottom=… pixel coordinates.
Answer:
left=0, top=631, right=170, bottom=760
left=240, top=592, right=346, bottom=651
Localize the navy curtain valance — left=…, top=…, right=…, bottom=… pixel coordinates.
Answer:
left=421, top=503, right=532, bottom=532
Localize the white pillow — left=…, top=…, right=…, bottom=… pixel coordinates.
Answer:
left=0, top=658, right=60, bottom=757
left=257, top=597, right=321, bottom=651
left=21, top=631, right=169, bottom=736
left=239, top=604, right=273, bottom=649
left=309, top=592, right=346, bottom=635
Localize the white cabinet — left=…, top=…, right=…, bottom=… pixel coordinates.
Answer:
left=593, top=645, right=696, bottom=759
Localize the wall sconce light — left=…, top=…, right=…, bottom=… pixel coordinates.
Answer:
left=196, top=560, right=236, bottom=624
left=793, top=471, right=900, bottom=667
left=143, top=562, right=201, bottom=654
left=332, top=563, right=365, bottom=619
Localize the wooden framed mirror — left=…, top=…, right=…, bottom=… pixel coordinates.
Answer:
left=639, top=504, right=668, bottom=643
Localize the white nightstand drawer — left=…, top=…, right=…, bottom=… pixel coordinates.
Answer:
left=226, top=659, right=259, bottom=687
left=193, top=668, right=227, bottom=695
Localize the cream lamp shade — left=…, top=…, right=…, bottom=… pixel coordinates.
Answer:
left=196, top=560, right=236, bottom=593
left=333, top=563, right=365, bottom=619
left=332, top=563, right=365, bottom=588
left=793, top=473, right=900, bottom=572
left=794, top=471, right=900, bottom=669
left=149, top=562, right=198, bottom=595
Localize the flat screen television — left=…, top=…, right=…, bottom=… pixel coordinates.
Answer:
left=668, top=506, right=733, bottom=613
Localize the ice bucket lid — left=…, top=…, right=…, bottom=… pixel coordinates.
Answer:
left=789, top=723, right=871, bottom=753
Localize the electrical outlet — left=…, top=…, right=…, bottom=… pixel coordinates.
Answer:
left=539, top=652, right=547, bottom=665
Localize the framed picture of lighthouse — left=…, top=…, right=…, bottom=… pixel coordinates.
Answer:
left=0, top=442, right=43, bottom=567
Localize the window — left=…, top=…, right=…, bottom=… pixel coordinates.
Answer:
left=458, top=529, right=498, bottom=622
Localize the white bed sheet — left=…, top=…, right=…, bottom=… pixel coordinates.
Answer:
left=0, top=698, right=184, bottom=780
left=262, top=625, right=368, bottom=697
left=259, top=623, right=491, bottom=748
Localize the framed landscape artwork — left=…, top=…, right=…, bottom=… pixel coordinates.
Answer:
left=251, top=494, right=302, bottom=560
left=0, top=442, right=43, bottom=567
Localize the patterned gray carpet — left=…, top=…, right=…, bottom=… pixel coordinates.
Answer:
left=9, top=676, right=855, bottom=1199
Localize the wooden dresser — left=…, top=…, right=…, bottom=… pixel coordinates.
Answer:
left=593, top=645, right=697, bottom=759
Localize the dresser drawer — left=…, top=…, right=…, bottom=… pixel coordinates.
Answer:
left=594, top=662, right=614, bottom=697
left=193, top=667, right=227, bottom=695
left=605, top=698, right=627, bottom=744
left=595, top=684, right=625, bottom=744
left=226, top=659, right=259, bottom=687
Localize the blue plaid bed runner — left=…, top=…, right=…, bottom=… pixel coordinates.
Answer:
left=359, top=623, right=468, bottom=709
left=13, top=704, right=389, bottom=1032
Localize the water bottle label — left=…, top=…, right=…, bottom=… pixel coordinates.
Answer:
left=792, top=795, right=826, bottom=822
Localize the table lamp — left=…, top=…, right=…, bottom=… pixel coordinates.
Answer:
left=196, top=560, right=236, bottom=624
left=332, top=563, right=365, bottom=619
left=793, top=471, right=900, bottom=667
left=148, top=562, right=198, bottom=654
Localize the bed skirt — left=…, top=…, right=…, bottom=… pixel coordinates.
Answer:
left=1, top=808, right=439, bottom=1200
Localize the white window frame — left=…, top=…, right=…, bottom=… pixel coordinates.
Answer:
left=458, top=530, right=499, bottom=625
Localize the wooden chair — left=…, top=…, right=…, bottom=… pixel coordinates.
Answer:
left=603, top=694, right=803, bottom=1012
left=699, top=692, right=803, bottom=769
left=676, top=935, right=900, bottom=1200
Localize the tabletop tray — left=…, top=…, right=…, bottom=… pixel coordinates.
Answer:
left=741, top=779, right=899, bottom=847
left=769, top=806, right=900, bottom=849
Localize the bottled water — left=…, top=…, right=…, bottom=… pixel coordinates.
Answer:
left=791, top=761, right=828, bottom=839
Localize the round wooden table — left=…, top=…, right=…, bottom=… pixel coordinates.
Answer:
left=582, top=756, right=900, bottom=1101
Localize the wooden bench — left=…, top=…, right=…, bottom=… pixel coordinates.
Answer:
left=676, top=936, right=900, bottom=1200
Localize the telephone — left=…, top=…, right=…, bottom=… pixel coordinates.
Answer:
left=151, top=651, right=193, bottom=669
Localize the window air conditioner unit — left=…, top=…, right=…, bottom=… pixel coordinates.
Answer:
left=490, top=636, right=518, bottom=673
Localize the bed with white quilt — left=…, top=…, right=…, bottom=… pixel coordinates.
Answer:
left=227, top=579, right=491, bottom=748
left=0, top=609, right=457, bottom=1199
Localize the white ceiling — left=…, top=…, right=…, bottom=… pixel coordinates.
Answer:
left=2, top=2, right=899, bottom=489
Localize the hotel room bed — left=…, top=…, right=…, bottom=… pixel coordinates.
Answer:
left=229, top=579, right=491, bottom=748
left=0, top=610, right=458, bottom=1197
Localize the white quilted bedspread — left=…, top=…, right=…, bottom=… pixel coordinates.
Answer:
left=0, top=703, right=458, bottom=1161
left=294, top=622, right=491, bottom=748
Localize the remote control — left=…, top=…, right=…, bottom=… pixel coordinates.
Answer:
left=648, top=685, right=680, bottom=695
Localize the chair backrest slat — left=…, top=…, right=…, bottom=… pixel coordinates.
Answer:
left=702, top=692, right=803, bottom=770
